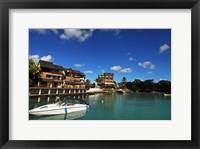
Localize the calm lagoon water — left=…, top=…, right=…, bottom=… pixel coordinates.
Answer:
left=29, top=93, right=171, bottom=120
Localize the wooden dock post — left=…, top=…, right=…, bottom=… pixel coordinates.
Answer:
left=47, top=89, right=51, bottom=102
left=38, top=89, right=41, bottom=102
left=38, top=97, right=41, bottom=103
left=55, top=96, right=59, bottom=101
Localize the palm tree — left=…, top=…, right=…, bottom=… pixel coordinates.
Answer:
left=85, top=79, right=91, bottom=90
left=29, top=59, right=41, bottom=86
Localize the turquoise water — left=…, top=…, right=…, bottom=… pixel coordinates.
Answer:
left=29, top=93, right=171, bottom=120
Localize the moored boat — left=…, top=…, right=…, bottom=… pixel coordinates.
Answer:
left=116, top=89, right=125, bottom=94
left=29, top=99, right=89, bottom=116
left=164, top=93, right=171, bottom=97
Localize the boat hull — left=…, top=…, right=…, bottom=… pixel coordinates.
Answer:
left=29, top=104, right=88, bottom=116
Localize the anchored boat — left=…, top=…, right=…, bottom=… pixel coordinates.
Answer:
left=164, top=93, right=171, bottom=97
left=29, top=99, right=89, bottom=116
left=116, top=89, right=125, bottom=94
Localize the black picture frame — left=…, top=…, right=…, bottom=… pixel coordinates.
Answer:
left=0, top=0, right=199, bottom=148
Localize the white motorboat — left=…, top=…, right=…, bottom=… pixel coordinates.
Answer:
left=116, top=89, right=125, bottom=94
left=29, top=99, right=89, bottom=116
left=30, top=110, right=87, bottom=120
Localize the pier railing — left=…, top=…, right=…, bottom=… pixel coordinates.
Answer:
left=29, top=87, right=88, bottom=102
left=29, top=87, right=87, bottom=97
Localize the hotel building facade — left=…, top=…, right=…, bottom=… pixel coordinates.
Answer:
left=97, top=73, right=115, bottom=88
left=37, top=60, right=86, bottom=89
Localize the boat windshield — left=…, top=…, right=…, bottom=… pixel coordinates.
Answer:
left=60, top=97, right=88, bottom=105
left=39, top=106, right=48, bottom=109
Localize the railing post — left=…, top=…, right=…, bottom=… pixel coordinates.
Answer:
left=55, top=96, right=59, bottom=101
left=56, top=89, right=58, bottom=95
left=39, top=89, right=41, bottom=95
left=38, top=97, right=41, bottom=103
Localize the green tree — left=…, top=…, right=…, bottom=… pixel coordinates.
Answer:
left=122, top=77, right=127, bottom=84
left=125, top=79, right=171, bottom=93
left=90, top=83, right=96, bottom=88
left=85, top=79, right=91, bottom=90
left=144, top=79, right=156, bottom=92
left=133, top=79, right=142, bottom=91
left=95, top=75, right=104, bottom=86
left=137, top=81, right=146, bottom=92
left=125, top=81, right=134, bottom=91
left=118, top=77, right=126, bottom=89
left=29, top=59, right=40, bottom=86
left=157, top=80, right=171, bottom=93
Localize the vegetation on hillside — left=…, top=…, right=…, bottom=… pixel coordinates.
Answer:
left=124, top=78, right=171, bottom=93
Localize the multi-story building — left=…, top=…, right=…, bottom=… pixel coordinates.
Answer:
left=97, top=73, right=115, bottom=88
left=37, top=60, right=64, bottom=88
left=37, top=60, right=85, bottom=89
left=64, top=68, right=86, bottom=89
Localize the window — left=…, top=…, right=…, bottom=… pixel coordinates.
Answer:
left=46, top=75, right=51, bottom=78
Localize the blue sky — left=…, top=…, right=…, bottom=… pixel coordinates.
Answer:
left=29, top=29, right=171, bottom=83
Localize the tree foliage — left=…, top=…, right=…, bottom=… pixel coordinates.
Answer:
left=156, top=80, right=171, bottom=93
left=122, top=77, right=127, bottom=84
left=29, top=59, right=40, bottom=86
left=125, top=79, right=171, bottom=93
left=85, top=79, right=91, bottom=90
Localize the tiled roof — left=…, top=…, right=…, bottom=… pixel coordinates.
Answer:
left=104, top=73, right=114, bottom=76
left=39, top=60, right=85, bottom=75
left=39, top=60, right=63, bottom=70
left=64, top=68, right=84, bottom=75
left=73, top=70, right=81, bottom=73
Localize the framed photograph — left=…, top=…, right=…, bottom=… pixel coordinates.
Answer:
left=0, top=0, right=199, bottom=148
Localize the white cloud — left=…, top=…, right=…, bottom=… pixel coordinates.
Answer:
left=32, top=29, right=59, bottom=35
left=110, top=66, right=122, bottom=71
left=84, top=70, right=93, bottom=74
left=120, top=68, right=133, bottom=73
left=40, top=55, right=54, bottom=62
left=128, top=57, right=135, bottom=61
left=33, top=29, right=48, bottom=35
left=29, top=55, right=40, bottom=64
left=51, top=29, right=59, bottom=35
left=60, top=34, right=66, bottom=39
left=138, top=61, right=155, bottom=70
left=29, top=54, right=54, bottom=64
left=100, top=29, right=121, bottom=36
left=148, top=71, right=153, bottom=75
left=60, top=29, right=94, bottom=42
left=126, top=52, right=131, bottom=55
left=110, top=65, right=133, bottom=73
left=74, top=64, right=84, bottom=68
left=101, top=69, right=106, bottom=73
left=160, top=78, right=167, bottom=81
left=98, top=66, right=101, bottom=68
left=159, top=44, right=170, bottom=53
left=113, top=29, right=121, bottom=35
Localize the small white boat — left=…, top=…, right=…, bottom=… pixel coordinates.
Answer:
left=29, top=110, right=87, bottom=120
left=164, top=93, right=171, bottom=97
left=116, top=89, right=125, bottom=94
left=86, top=88, right=103, bottom=93
left=29, top=99, right=89, bottom=116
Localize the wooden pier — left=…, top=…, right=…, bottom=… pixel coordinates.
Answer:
left=29, top=87, right=88, bottom=102
left=29, top=87, right=114, bottom=103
